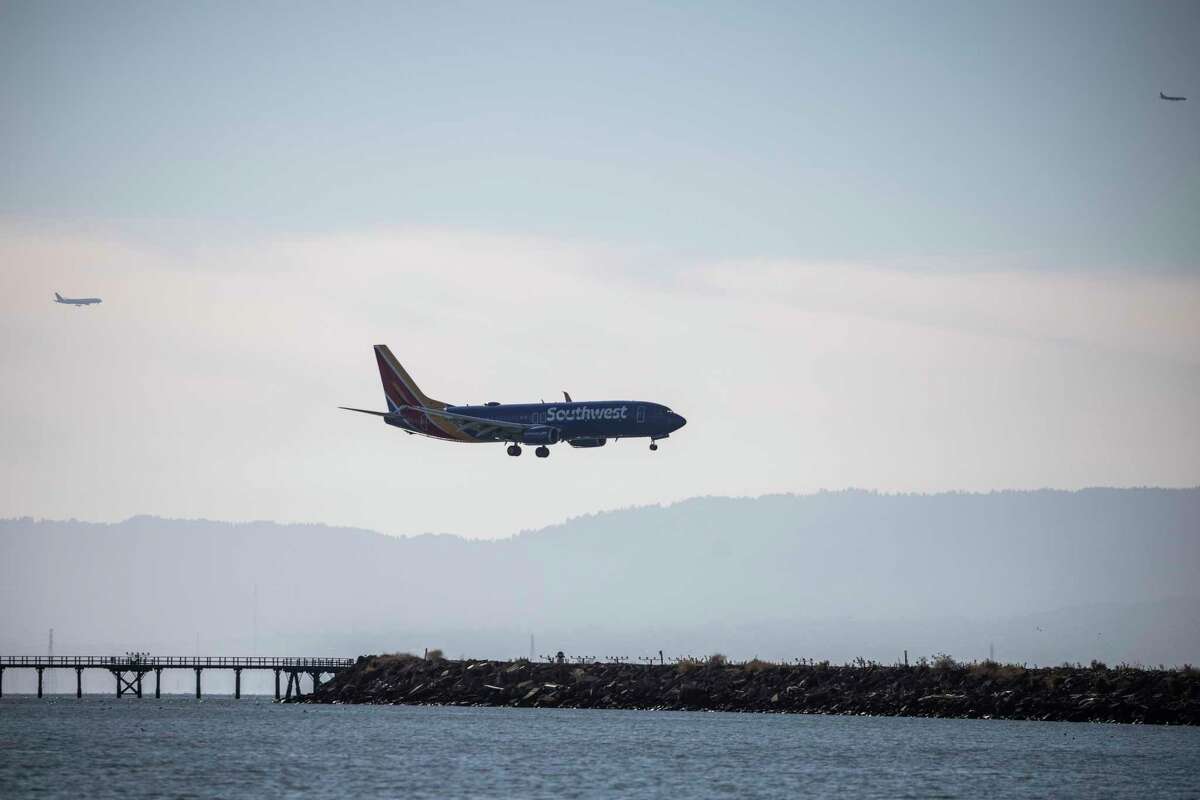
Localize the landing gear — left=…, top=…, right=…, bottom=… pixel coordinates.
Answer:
left=535, top=446, right=550, bottom=458
left=649, top=442, right=659, bottom=451
left=506, top=444, right=522, bottom=457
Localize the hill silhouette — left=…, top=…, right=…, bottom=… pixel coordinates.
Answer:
left=2, top=489, right=1197, bottom=693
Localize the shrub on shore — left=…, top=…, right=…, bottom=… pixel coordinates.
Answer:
left=968, top=659, right=1026, bottom=681
left=932, top=653, right=959, bottom=671
left=364, top=652, right=419, bottom=672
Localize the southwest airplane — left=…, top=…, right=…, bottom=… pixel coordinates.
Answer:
left=341, top=345, right=686, bottom=457
left=1159, top=91, right=1187, bottom=102
left=54, top=292, right=102, bottom=306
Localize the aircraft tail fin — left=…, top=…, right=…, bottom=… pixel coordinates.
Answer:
left=54, top=292, right=63, bottom=301
left=373, top=345, right=447, bottom=412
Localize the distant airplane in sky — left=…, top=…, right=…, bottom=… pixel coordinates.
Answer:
left=1159, top=91, right=1187, bottom=102
left=341, top=345, right=686, bottom=457
left=53, top=292, right=102, bottom=306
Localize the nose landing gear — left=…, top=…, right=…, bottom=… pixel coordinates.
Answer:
left=506, top=444, right=522, bottom=457
left=535, top=446, right=550, bottom=458
left=649, top=442, right=658, bottom=451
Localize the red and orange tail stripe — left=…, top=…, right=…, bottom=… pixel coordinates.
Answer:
left=373, top=345, right=475, bottom=442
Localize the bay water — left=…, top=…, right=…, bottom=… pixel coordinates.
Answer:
left=1, top=697, right=1196, bottom=798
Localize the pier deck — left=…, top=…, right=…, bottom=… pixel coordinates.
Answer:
left=0, top=656, right=356, bottom=699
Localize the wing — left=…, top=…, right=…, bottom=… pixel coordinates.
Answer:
left=400, top=405, right=538, bottom=442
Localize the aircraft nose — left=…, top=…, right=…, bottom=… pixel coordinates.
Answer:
left=670, top=412, right=687, bottom=431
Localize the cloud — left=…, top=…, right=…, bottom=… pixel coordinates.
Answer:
left=697, top=260, right=1200, bottom=367
left=1, top=221, right=1197, bottom=537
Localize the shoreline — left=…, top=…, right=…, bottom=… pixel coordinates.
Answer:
left=296, top=655, right=1200, bottom=725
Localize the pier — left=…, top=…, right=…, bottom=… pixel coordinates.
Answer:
left=0, top=656, right=355, bottom=699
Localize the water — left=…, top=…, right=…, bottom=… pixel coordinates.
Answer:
left=1, top=697, right=1197, bottom=799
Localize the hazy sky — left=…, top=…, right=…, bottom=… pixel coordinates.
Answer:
left=1, top=1, right=1197, bottom=537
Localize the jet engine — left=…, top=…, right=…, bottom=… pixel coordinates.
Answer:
left=567, top=437, right=607, bottom=448
left=519, top=426, right=560, bottom=446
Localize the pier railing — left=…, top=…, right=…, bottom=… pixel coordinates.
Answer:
left=0, top=655, right=356, bottom=699
left=0, top=656, right=354, bottom=669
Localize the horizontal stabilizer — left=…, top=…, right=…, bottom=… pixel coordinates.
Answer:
left=338, top=406, right=389, bottom=416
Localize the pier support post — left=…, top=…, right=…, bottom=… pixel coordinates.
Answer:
left=195, top=668, right=202, bottom=699
left=309, top=671, right=320, bottom=693
left=155, top=668, right=162, bottom=699
left=0, top=667, right=4, bottom=698
left=234, top=668, right=242, bottom=699
left=113, top=671, right=140, bottom=698
left=37, top=667, right=44, bottom=698
left=274, top=669, right=281, bottom=701
left=76, top=667, right=83, bottom=698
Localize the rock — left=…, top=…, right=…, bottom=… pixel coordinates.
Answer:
left=293, top=656, right=1198, bottom=725
left=918, top=693, right=966, bottom=703
left=679, top=683, right=709, bottom=707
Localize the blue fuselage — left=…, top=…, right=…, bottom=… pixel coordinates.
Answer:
left=452, top=400, right=685, bottom=442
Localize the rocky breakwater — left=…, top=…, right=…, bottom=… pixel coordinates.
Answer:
left=297, top=654, right=1200, bottom=725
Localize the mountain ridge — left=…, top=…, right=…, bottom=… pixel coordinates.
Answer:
left=2, top=488, right=1197, bottom=682
left=9, top=485, right=1195, bottom=542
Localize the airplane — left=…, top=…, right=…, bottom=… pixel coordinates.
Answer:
left=54, top=292, right=102, bottom=306
left=1160, top=92, right=1187, bottom=102
left=340, top=345, right=687, bottom=458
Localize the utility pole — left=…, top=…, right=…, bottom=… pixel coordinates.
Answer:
left=48, top=628, right=55, bottom=695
